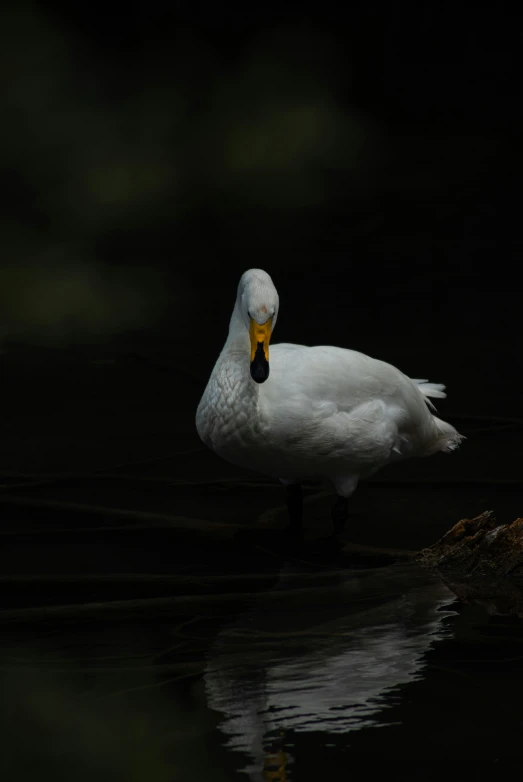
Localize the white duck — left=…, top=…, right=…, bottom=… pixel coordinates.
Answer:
left=196, top=269, right=463, bottom=534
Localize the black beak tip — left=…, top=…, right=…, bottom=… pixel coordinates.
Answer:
left=250, top=342, right=270, bottom=383
left=250, top=361, right=270, bottom=383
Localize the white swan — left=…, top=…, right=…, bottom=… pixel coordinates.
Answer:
left=196, top=269, right=463, bottom=533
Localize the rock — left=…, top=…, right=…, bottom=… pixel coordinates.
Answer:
left=417, top=511, right=523, bottom=617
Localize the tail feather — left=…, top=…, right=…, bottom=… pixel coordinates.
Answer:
left=431, top=416, right=464, bottom=453
left=411, top=378, right=464, bottom=453
left=411, top=378, right=447, bottom=411
left=411, top=378, right=447, bottom=398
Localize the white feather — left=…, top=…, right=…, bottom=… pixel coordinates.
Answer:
left=411, top=379, right=447, bottom=411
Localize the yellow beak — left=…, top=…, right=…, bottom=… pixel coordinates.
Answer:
left=249, top=317, right=272, bottom=362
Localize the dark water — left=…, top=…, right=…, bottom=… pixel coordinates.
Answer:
left=3, top=550, right=523, bottom=780
left=3, top=478, right=523, bottom=780
left=2, top=346, right=523, bottom=779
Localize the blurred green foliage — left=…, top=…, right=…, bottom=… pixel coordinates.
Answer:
left=0, top=5, right=377, bottom=343
left=0, top=642, right=228, bottom=781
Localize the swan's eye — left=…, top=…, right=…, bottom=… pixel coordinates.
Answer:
left=248, top=310, right=253, bottom=319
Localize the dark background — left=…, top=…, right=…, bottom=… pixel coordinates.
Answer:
left=1, top=3, right=521, bottom=478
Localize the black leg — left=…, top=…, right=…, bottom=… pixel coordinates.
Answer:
left=331, top=495, right=349, bottom=535
left=285, top=483, right=303, bottom=535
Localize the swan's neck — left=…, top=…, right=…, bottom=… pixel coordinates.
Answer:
left=224, top=303, right=250, bottom=355
left=196, top=302, right=261, bottom=450
left=214, top=301, right=259, bottom=411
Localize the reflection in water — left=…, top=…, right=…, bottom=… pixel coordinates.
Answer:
left=205, top=564, right=456, bottom=779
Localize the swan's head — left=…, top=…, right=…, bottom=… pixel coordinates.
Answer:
left=237, top=269, right=279, bottom=384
